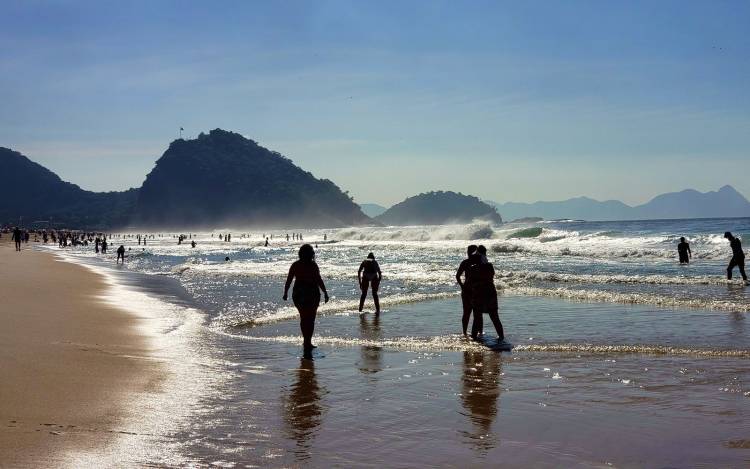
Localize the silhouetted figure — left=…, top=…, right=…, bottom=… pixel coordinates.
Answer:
left=265, top=237, right=269, bottom=247
left=287, top=233, right=290, bottom=241
left=101, top=238, right=107, bottom=254
left=225, top=256, right=230, bottom=262
left=724, top=232, right=748, bottom=282
left=358, top=252, right=382, bottom=313
left=456, top=245, right=483, bottom=337
left=12, top=227, right=22, bottom=252
left=470, top=245, right=504, bottom=340
left=283, top=244, right=329, bottom=358
left=191, top=240, right=196, bottom=248
left=323, top=233, right=327, bottom=241
left=677, top=237, right=691, bottom=264
left=116, top=245, right=126, bottom=264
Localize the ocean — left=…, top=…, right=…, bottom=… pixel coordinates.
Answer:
left=51, top=218, right=750, bottom=467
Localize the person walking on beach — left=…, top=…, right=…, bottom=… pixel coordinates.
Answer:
left=358, top=252, right=382, bottom=313
left=677, top=237, right=691, bottom=264
left=116, top=245, right=126, bottom=264
left=283, top=244, right=329, bottom=358
left=456, top=245, right=483, bottom=337
left=724, top=232, right=748, bottom=283
left=12, top=226, right=22, bottom=251
left=470, top=245, right=505, bottom=341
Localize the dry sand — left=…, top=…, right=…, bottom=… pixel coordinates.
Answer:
left=0, top=240, right=163, bottom=467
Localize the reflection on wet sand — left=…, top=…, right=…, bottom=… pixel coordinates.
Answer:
left=283, top=359, right=326, bottom=460
left=460, top=350, right=503, bottom=452
left=358, top=313, right=383, bottom=375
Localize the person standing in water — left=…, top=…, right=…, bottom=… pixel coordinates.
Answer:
left=724, top=232, right=748, bottom=283
left=470, top=245, right=505, bottom=341
left=283, top=244, right=329, bottom=358
left=116, top=245, right=126, bottom=264
left=358, top=252, right=382, bottom=313
left=456, top=245, right=483, bottom=337
left=677, top=237, right=691, bottom=264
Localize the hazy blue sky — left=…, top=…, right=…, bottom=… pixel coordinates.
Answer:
left=1, top=0, right=749, bottom=206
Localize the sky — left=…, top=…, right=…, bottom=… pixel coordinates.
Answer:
left=1, top=0, right=749, bottom=207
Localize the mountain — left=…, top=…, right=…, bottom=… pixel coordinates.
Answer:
left=376, top=191, right=502, bottom=226
left=1, top=130, right=374, bottom=229
left=359, top=203, right=388, bottom=218
left=0, top=147, right=137, bottom=229
left=491, top=186, right=750, bottom=221
left=632, top=185, right=750, bottom=219
left=133, top=129, right=372, bottom=228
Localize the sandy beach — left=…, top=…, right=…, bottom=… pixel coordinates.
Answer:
left=0, top=242, right=162, bottom=467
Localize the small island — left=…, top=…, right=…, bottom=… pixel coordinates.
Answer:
left=375, top=191, right=503, bottom=226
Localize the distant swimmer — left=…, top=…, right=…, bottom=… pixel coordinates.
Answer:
left=116, top=245, right=125, bottom=264
left=265, top=237, right=269, bottom=247
left=11, top=226, right=22, bottom=251
left=358, top=252, right=382, bottom=313
left=191, top=240, right=196, bottom=248
left=470, top=245, right=505, bottom=341
left=456, top=245, right=482, bottom=337
left=724, top=232, right=748, bottom=283
left=283, top=244, right=329, bottom=359
left=677, top=237, right=691, bottom=264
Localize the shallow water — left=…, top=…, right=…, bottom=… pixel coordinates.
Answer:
left=49, top=218, right=750, bottom=466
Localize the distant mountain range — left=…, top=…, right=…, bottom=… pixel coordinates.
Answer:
left=489, top=185, right=750, bottom=221
left=375, top=191, right=502, bottom=226
left=359, top=203, right=388, bottom=218
left=3, top=131, right=748, bottom=229
left=0, top=129, right=372, bottom=229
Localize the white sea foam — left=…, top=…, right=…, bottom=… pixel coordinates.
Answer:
left=230, top=333, right=750, bottom=357
left=506, top=286, right=750, bottom=312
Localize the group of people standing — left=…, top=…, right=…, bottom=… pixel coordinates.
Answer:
left=677, top=232, right=747, bottom=282
left=282, top=243, right=505, bottom=359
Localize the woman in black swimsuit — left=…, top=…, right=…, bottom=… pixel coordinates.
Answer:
left=358, top=252, right=382, bottom=313
left=283, top=244, right=329, bottom=357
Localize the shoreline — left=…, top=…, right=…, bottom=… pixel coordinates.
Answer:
left=0, top=243, right=165, bottom=466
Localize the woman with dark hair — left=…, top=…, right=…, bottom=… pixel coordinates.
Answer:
left=283, top=244, right=329, bottom=357
left=470, top=245, right=505, bottom=341
left=358, top=252, right=382, bottom=313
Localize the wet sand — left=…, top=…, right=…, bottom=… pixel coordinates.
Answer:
left=0, top=241, right=163, bottom=466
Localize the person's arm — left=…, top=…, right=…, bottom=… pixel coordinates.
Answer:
left=688, top=244, right=692, bottom=257
left=315, top=264, right=329, bottom=303
left=358, top=262, right=364, bottom=287
left=376, top=261, right=382, bottom=282
left=282, top=263, right=295, bottom=300
left=456, top=262, right=466, bottom=288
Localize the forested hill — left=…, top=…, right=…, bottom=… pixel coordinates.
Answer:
left=133, top=129, right=373, bottom=228
left=376, top=191, right=503, bottom=226
left=0, top=147, right=137, bottom=229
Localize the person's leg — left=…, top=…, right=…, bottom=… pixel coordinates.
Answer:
left=487, top=310, right=505, bottom=340
left=299, top=307, right=317, bottom=348
left=461, top=294, right=472, bottom=335
left=371, top=279, right=380, bottom=313
left=359, top=280, right=369, bottom=312
left=470, top=305, right=484, bottom=339
left=727, top=258, right=738, bottom=280
left=739, top=258, right=748, bottom=281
